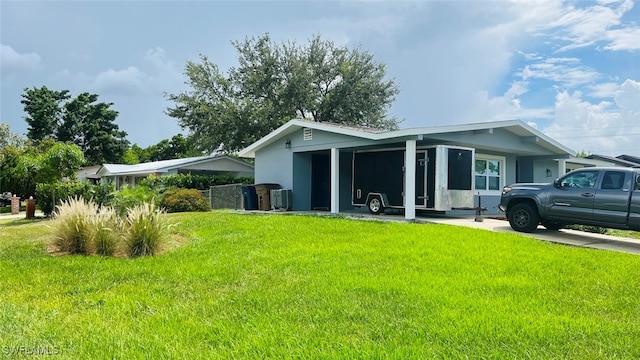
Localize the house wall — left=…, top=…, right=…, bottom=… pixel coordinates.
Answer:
left=252, top=125, right=580, bottom=217
left=285, top=127, right=378, bottom=152
left=255, top=140, right=294, bottom=188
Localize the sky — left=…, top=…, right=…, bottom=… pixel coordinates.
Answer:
left=1, top=0, right=639, bottom=156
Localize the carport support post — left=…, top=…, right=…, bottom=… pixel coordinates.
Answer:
left=330, top=148, right=339, bottom=214
left=404, top=140, right=416, bottom=220
left=557, top=159, right=566, bottom=177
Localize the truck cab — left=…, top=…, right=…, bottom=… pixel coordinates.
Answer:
left=500, top=167, right=640, bottom=233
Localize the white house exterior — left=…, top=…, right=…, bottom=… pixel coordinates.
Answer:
left=239, top=119, right=623, bottom=219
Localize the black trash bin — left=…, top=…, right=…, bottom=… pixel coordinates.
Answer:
left=241, top=185, right=258, bottom=210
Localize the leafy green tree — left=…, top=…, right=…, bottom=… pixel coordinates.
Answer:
left=146, top=134, right=202, bottom=161
left=0, top=124, right=27, bottom=195
left=166, top=33, right=400, bottom=153
left=126, top=134, right=202, bottom=164
left=2, top=140, right=84, bottom=197
left=21, top=86, right=70, bottom=142
left=0, top=124, right=25, bottom=152
left=20, top=87, right=129, bottom=165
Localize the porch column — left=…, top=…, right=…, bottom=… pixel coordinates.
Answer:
left=558, top=159, right=566, bottom=176
left=330, top=148, right=340, bottom=214
left=404, top=140, right=416, bottom=220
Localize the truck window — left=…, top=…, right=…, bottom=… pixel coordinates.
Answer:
left=636, top=175, right=640, bottom=191
left=561, top=170, right=598, bottom=189
left=601, top=171, right=625, bottom=190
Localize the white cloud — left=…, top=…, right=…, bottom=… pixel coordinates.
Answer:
left=604, top=27, right=640, bottom=50
left=614, top=79, right=640, bottom=114
left=91, top=66, right=148, bottom=95
left=520, top=58, right=600, bottom=87
left=541, top=0, right=640, bottom=52
left=143, top=47, right=184, bottom=92
left=0, top=43, right=42, bottom=80
left=542, top=80, right=640, bottom=155
left=587, top=82, right=621, bottom=98
left=470, top=81, right=555, bottom=122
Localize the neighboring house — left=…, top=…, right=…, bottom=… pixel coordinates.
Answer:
left=77, top=165, right=102, bottom=184
left=238, top=119, right=623, bottom=219
left=92, top=154, right=254, bottom=189
left=585, top=154, right=640, bottom=168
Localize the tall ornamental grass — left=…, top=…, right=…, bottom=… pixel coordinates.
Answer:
left=50, top=196, right=167, bottom=257
left=91, top=206, right=120, bottom=256
left=50, top=197, right=97, bottom=254
left=124, top=202, right=168, bottom=257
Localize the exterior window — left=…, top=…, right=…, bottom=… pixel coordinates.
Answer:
left=600, top=171, right=625, bottom=190
left=475, top=159, right=501, bottom=191
left=560, top=170, right=598, bottom=189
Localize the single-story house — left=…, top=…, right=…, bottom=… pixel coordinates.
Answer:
left=585, top=154, right=640, bottom=167
left=238, top=119, right=623, bottom=219
left=92, top=154, right=254, bottom=189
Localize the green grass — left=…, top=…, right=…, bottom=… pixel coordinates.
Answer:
left=1, top=212, right=640, bottom=359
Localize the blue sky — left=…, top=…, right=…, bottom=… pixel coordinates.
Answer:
left=1, top=0, right=639, bottom=156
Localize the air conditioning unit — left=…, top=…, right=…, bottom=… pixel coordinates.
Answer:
left=270, top=189, right=292, bottom=211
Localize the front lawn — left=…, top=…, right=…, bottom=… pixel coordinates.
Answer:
left=1, top=212, right=639, bottom=359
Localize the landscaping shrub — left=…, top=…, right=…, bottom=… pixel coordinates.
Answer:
left=138, top=173, right=253, bottom=191
left=50, top=197, right=97, bottom=255
left=49, top=195, right=167, bottom=257
left=108, top=185, right=160, bottom=216
left=92, top=207, right=120, bottom=256
left=36, top=181, right=114, bottom=216
left=160, top=188, right=210, bottom=213
left=124, top=202, right=168, bottom=257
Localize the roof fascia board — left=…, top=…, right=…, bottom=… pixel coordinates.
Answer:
left=238, top=118, right=575, bottom=158
left=162, top=155, right=254, bottom=171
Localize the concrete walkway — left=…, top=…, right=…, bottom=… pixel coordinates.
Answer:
left=0, top=211, right=45, bottom=221
left=405, top=214, right=640, bottom=255
left=305, top=211, right=640, bottom=255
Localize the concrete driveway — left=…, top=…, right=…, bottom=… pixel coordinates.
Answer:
left=322, top=211, right=640, bottom=255
left=417, top=215, right=640, bottom=255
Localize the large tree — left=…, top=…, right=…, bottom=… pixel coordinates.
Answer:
left=21, top=86, right=70, bottom=142
left=0, top=124, right=27, bottom=195
left=1, top=139, right=84, bottom=197
left=166, top=34, right=400, bottom=153
left=20, top=87, right=129, bottom=164
left=125, top=134, right=202, bottom=164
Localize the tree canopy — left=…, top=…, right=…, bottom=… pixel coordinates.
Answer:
left=21, top=86, right=129, bottom=165
left=1, top=139, right=84, bottom=197
left=126, top=134, right=202, bottom=164
left=166, top=34, right=400, bottom=153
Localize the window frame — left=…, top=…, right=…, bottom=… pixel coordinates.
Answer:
left=474, top=154, right=505, bottom=195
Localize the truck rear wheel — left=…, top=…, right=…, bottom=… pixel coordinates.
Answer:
left=368, top=196, right=383, bottom=215
left=508, top=203, right=539, bottom=233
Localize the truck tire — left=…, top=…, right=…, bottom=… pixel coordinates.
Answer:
left=368, top=196, right=384, bottom=215
left=508, top=203, right=540, bottom=233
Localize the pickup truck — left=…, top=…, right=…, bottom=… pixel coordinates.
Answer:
left=499, top=167, right=640, bottom=233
